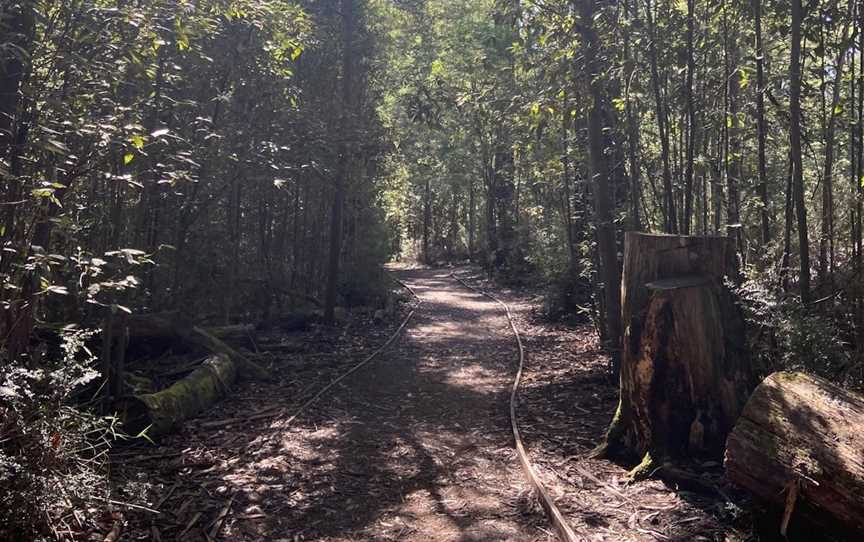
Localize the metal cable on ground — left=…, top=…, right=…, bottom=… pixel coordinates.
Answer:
left=451, top=271, right=582, bottom=542
left=279, top=274, right=420, bottom=427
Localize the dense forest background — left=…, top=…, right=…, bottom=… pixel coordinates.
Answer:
left=3, top=0, right=864, bottom=539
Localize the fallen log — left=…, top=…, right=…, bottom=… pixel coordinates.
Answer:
left=110, top=314, right=269, bottom=380
left=725, top=372, right=864, bottom=532
left=207, top=324, right=256, bottom=343
left=183, top=326, right=269, bottom=380
left=119, top=354, right=236, bottom=438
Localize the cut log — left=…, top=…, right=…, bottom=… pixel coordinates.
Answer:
left=725, top=372, right=864, bottom=532
left=118, top=354, right=236, bottom=438
left=600, top=233, right=753, bottom=470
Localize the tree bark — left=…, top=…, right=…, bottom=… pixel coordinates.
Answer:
left=577, top=0, right=623, bottom=376
left=790, top=0, right=811, bottom=303
left=753, top=0, right=771, bottom=246
left=600, top=233, right=752, bottom=469
left=682, top=0, right=696, bottom=235
left=324, top=0, right=355, bottom=325
left=644, top=0, right=677, bottom=234
left=725, top=372, right=864, bottom=533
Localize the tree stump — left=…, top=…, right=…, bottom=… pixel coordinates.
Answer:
left=600, top=233, right=753, bottom=472
left=725, top=372, right=864, bottom=532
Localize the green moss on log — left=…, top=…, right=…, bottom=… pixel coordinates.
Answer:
left=120, top=354, right=236, bottom=438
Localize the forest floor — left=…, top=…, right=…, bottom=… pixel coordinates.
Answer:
left=112, top=265, right=814, bottom=541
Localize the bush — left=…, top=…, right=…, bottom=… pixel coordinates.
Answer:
left=733, top=274, right=851, bottom=384
left=0, top=329, right=113, bottom=540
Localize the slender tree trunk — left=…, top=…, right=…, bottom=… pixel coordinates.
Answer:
left=682, top=0, right=696, bottom=234
left=753, top=0, right=770, bottom=246
left=644, top=0, right=677, bottom=233
left=468, top=177, right=476, bottom=259
left=423, top=176, right=431, bottom=263
left=852, top=15, right=864, bottom=355
left=324, top=0, right=355, bottom=324
left=621, top=0, right=642, bottom=231
left=723, top=2, right=742, bottom=258
left=818, top=6, right=852, bottom=286
left=790, top=0, right=811, bottom=303
left=577, top=0, right=623, bottom=376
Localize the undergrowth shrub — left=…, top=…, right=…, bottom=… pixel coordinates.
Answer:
left=0, top=329, right=113, bottom=540
left=733, top=272, right=853, bottom=386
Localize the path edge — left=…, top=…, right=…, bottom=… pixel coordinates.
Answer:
left=279, top=274, right=421, bottom=427
left=451, top=271, right=583, bottom=542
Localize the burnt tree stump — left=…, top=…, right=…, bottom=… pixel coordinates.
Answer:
left=725, top=372, right=864, bottom=533
left=600, top=233, right=754, bottom=473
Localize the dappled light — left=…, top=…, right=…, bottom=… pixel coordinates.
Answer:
left=4, top=0, right=864, bottom=541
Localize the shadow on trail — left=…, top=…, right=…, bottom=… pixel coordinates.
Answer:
left=212, top=267, right=548, bottom=541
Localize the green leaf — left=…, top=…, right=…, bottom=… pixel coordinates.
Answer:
left=123, top=153, right=135, bottom=165
left=31, top=187, right=55, bottom=198
left=130, top=135, right=145, bottom=150
left=739, top=68, right=750, bottom=89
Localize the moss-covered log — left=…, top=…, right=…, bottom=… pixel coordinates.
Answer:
left=600, top=233, right=753, bottom=469
left=119, top=354, right=236, bottom=438
left=725, top=372, right=864, bottom=532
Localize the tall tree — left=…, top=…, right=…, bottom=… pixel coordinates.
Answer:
left=753, top=0, right=771, bottom=246
left=790, top=0, right=811, bottom=303
left=577, top=0, right=623, bottom=375
left=324, top=0, right=356, bottom=324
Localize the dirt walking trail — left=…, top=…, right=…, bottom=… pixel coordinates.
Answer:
left=259, top=266, right=554, bottom=541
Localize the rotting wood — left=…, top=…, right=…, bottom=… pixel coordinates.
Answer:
left=119, top=315, right=265, bottom=374
left=725, top=371, right=864, bottom=533
left=599, top=233, right=753, bottom=473
left=118, top=354, right=236, bottom=438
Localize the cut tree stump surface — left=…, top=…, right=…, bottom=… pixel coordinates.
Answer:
left=113, top=267, right=765, bottom=541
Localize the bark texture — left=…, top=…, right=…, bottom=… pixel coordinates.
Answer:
left=602, top=233, right=752, bottom=466
left=725, top=372, right=864, bottom=532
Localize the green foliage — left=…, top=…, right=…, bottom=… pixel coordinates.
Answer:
left=0, top=329, right=113, bottom=540
left=734, top=273, right=854, bottom=387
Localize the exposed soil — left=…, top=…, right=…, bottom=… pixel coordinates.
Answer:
left=113, top=265, right=834, bottom=542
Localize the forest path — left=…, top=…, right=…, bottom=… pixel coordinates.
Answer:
left=267, top=266, right=553, bottom=541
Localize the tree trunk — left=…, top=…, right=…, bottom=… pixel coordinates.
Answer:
left=118, top=354, right=236, bottom=438
left=753, top=0, right=771, bottom=246
left=0, top=1, right=33, bottom=159
left=600, top=233, right=752, bottom=470
left=644, top=0, right=677, bottom=234
left=324, top=0, right=355, bottom=325
left=725, top=372, right=864, bottom=533
left=114, top=315, right=268, bottom=380
left=790, top=0, right=811, bottom=303
left=423, top=176, right=431, bottom=262
left=577, top=0, right=623, bottom=376
left=682, top=0, right=696, bottom=235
